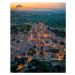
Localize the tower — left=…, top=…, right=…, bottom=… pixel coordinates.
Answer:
left=28, top=38, right=30, bottom=42
left=43, top=25, right=46, bottom=31
left=39, top=32, right=42, bottom=40
left=31, top=32, right=33, bottom=40
left=30, top=28, right=33, bottom=40
left=35, top=24, right=37, bottom=32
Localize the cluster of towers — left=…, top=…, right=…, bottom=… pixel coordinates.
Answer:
left=29, top=23, right=46, bottom=41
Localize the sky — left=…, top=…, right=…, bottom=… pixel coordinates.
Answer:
left=10, top=2, right=66, bottom=9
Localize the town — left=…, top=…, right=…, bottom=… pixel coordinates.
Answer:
left=11, top=22, right=66, bottom=72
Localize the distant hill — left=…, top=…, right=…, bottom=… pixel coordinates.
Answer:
left=11, top=8, right=66, bottom=28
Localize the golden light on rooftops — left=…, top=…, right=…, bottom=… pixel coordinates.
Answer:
left=17, top=64, right=24, bottom=70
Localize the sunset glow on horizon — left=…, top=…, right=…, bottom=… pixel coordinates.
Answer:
left=10, top=2, right=65, bottom=9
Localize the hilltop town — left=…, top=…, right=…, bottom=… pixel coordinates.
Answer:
left=11, top=22, right=66, bottom=72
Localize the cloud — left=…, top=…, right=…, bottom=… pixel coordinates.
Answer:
left=16, top=4, right=23, bottom=8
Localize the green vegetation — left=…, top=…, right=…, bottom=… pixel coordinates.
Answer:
left=17, top=40, right=20, bottom=43
left=15, top=57, right=28, bottom=65
left=44, top=18, right=65, bottom=28
left=40, top=51, right=44, bottom=57
left=27, top=48, right=36, bottom=56
left=11, top=57, right=28, bottom=72
left=47, top=27, right=50, bottom=30
left=51, top=29, right=65, bottom=37
left=63, top=54, right=66, bottom=60
left=26, top=59, right=53, bottom=72
left=11, top=38, right=15, bottom=41
left=11, top=24, right=32, bottom=34
left=60, top=41, right=65, bottom=45
left=41, top=46, right=43, bottom=50
left=11, top=64, right=18, bottom=72
left=33, top=45, right=36, bottom=48
left=11, top=9, right=66, bottom=28
left=46, top=41, right=48, bottom=43
left=49, top=48, right=59, bottom=53
left=26, top=59, right=65, bottom=72
left=45, top=50, right=50, bottom=52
